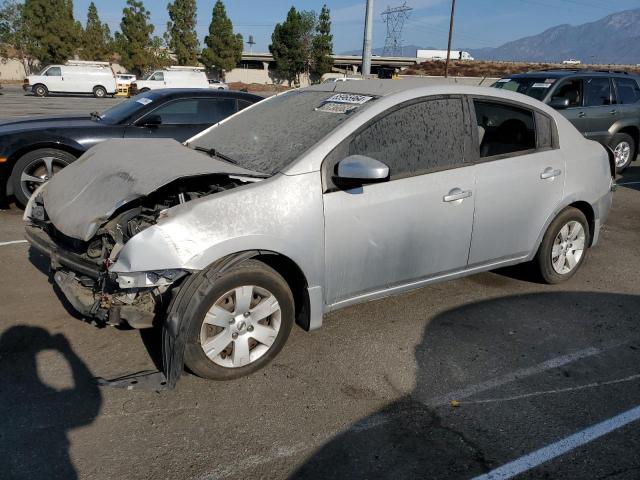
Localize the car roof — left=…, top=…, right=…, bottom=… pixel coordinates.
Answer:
left=507, top=70, right=638, bottom=79
left=304, top=78, right=553, bottom=106
left=146, top=88, right=263, bottom=102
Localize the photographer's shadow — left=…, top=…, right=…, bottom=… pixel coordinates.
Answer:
left=0, top=326, right=101, bottom=480
left=290, top=291, right=640, bottom=479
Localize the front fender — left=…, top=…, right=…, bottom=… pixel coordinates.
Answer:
left=110, top=171, right=325, bottom=289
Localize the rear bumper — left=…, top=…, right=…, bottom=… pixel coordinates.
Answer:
left=591, top=188, right=613, bottom=247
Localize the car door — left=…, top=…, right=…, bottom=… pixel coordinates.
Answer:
left=124, top=97, right=238, bottom=143
left=581, top=77, right=616, bottom=143
left=612, top=77, right=640, bottom=119
left=43, top=66, right=64, bottom=92
left=323, top=96, right=477, bottom=306
left=468, top=98, right=564, bottom=265
left=547, top=78, right=585, bottom=131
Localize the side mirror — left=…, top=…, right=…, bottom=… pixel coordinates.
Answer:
left=139, top=114, right=162, bottom=127
left=549, top=97, right=570, bottom=109
left=334, top=155, right=390, bottom=187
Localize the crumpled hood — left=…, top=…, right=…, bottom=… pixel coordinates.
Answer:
left=42, top=138, right=259, bottom=241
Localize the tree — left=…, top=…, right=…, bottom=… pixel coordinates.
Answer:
left=299, top=10, right=316, bottom=75
left=81, top=2, right=112, bottom=61
left=115, top=0, right=155, bottom=75
left=22, top=0, right=81, bottom=65
left=201, top=0, right=243, bottom=79
left=312, top=4, right=333, bottom=78
left=269, top=7, right=305, bottom=85
left=0, top=0, right=24, bottom=57
left=165, top=0, right=198, bottom=66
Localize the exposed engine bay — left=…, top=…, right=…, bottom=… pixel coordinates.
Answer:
left=26, top=173, right=253, bottom=329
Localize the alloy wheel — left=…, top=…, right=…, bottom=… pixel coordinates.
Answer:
left=20, top=156, right=68, bottom=199
left=551, top=220, right=586, bottom=275
left=199, top=285, right=281, bottom=368
left=614, top=141, right=631, bottom=167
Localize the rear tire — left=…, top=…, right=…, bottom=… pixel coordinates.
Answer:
left=534, top=207, right=590, bottom=284
left=610, top=132, right=635, bottom=173
left=176, top=259, right=295, bottom=380
left=93, top=85, right=107, bottom=98
left=11, top=148, right=76, bottom=208
left=33, top=84, right=48, bottom=97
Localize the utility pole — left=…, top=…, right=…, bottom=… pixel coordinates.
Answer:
left=444, top=0, right=456, bottom=78
left=361, top=0, right=373, bottom=76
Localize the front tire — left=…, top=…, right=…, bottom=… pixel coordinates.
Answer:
left=534, top=207, right=590, bottom=284
left=177, top=259, right=294, bottom=380
left=11, top=148, right=76, bottom=208
left=610, top=133, right=635, bottom=173
left=33, top=84, right=48, bottom=97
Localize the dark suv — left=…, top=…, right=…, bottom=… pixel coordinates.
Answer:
left=493, top=70, right=640, bottom=172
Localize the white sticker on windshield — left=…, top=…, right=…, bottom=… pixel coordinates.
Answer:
left=316, top=102, right=359, bottom=114
left=325, top=93, right=373, bottom=105
left=497, top=78, right=511, bottom=83
left=136, top=97, right=153, bottom=105
left=532, top=83, right=552, bottom=88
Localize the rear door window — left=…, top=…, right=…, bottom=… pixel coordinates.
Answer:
left=614, top=78, right=640, bottom=104
left=584, top=77, right=612, bottom=106
left=473, top=100, right=536, bottom=158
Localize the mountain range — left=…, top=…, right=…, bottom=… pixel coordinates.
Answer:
left=342, top=8, right=640, bottom=65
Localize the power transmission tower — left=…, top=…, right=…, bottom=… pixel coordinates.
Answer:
left=246, top=35, right=256, bottom=54
left=381, top=3, right=412, bottom=57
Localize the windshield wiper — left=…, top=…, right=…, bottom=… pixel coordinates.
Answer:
left=193, top=146, right=238, bottom=164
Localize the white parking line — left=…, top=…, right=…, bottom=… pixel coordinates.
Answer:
left=472, top=404, right=640, bottom=480
left=0, top=240, right=27, bottom=247
left=462, top=373, right=640, bottom=405
left=426, top=340, right=624, bottom=407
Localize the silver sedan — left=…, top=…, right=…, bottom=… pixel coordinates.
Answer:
left=24, top=80, right=614, bottom=386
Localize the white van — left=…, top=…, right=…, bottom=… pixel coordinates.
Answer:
left=132, top=66, right=210, bottom=93
left=25, top=61, right=117, bottom=98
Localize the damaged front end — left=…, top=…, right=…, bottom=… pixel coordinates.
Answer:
left=25, top=173, right=252, bottom=330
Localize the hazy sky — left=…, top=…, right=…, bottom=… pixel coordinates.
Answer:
left=75, top=0, right=640, bottom=53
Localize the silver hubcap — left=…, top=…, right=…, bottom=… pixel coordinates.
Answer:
left=200, top=285, right=281, bottom=368
left=20, top=156, right=66, bottom=198
left=614, top=141, right=631, bottom=167
left=551, top=221, right=586, bottom=275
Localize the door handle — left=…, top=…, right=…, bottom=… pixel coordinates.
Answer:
left=578, top=112, right=586, bottom=118
left=443, top=188, right=472, bottom=203
left=609, top=109, right=617, bottom=115
left=540, top=167, right=562, bottom=180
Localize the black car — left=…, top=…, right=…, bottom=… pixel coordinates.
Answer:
left=0, top=88, right=263, bottom=207
left=493, top=69, right=640, bottom=172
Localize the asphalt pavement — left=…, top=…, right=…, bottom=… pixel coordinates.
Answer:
left=0, top=87, right=639, bottom=480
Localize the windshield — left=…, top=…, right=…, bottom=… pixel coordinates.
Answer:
left=189, top=90, right=375, bottom=175
left=96, top=90, right=163, bottom=124
left=492, top=77, right=555, bottom=101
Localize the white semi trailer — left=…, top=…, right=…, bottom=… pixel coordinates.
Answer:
left=417, top=49, right=474, bottom=61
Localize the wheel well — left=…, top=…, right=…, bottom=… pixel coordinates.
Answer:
left=253, top=253, right=311, bottom=331
left=93, top=85, right=106, bottom=92
left=618, top=126, right=639, bottom=151
left=569, top=201, right=595, bottom=247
